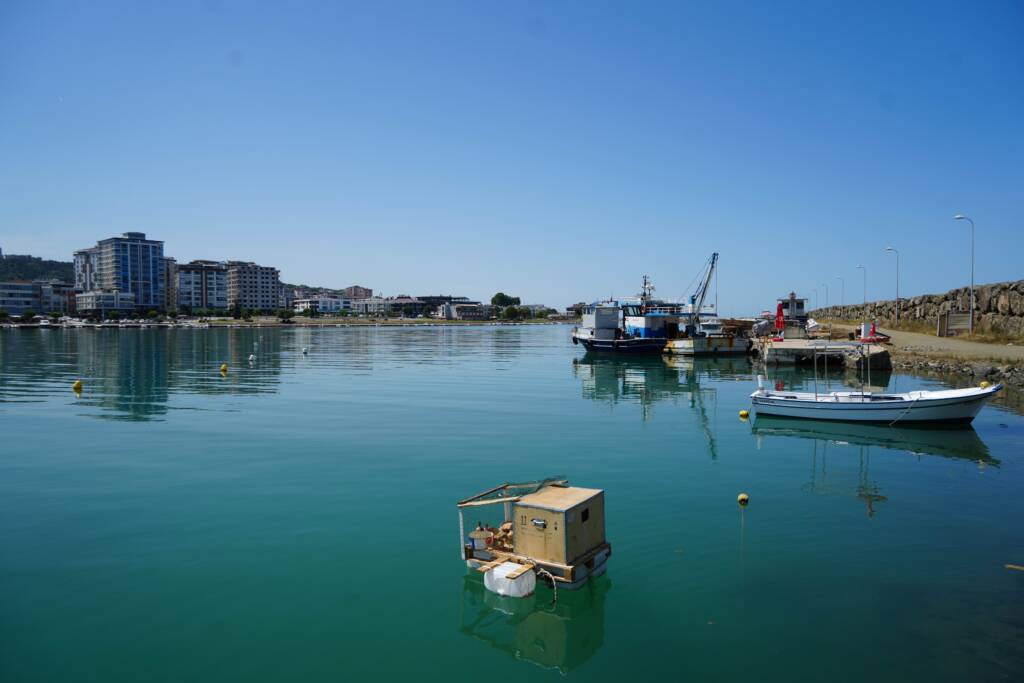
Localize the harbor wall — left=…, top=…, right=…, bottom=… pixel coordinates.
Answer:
left=810, top=280, right=1024, bottom=338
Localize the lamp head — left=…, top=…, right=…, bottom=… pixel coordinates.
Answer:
left=954, top=214, right=967, bottom=220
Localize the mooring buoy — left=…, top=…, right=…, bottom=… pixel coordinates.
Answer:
left=738, top=409, right=750, bottom=419
left=737, top=492, right=750, bottom=506
left=72, top=379, right=83, bottom=393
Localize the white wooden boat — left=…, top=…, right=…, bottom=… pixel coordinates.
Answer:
left=750, top=379, right=1002, bottom=424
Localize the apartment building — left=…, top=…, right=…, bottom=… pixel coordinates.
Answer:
left=226, top=262, right=281, bottom=312
left=74, top=232, right=166, bottom=310
left=177, top=260, right=229, bottom=311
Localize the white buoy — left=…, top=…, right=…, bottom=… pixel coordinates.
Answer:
left=302, top=347, right=308, bottom=354
left=248, top=354, right=256, bottom=362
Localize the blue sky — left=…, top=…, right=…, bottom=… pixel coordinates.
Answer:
left=1, top=1, right=1021, bottom=313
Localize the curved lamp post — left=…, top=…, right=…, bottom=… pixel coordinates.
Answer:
left=885, top=246, right=899, bottom=327
left=953, top=214, right=975, bottom=334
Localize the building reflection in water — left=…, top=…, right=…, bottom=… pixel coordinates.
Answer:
left=458, top=574, right=609, bottom=675
left=0, top=328, right=282, bottom=422
left=752, top=417, right=997, bottom=516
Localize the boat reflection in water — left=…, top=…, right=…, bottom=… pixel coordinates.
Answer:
left=572, top=353, right=748, bottom=422
left=752, top=416, right=997, bottom=516
left=458, top=574, right=609, bottom=675
left=573, top=354, right=751, bottom=458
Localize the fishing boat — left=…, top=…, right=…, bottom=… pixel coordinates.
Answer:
left=663, top=253, right=749, bottom=356
left=457, top=477, right=611, bottom=596
left=750, top=376, right=1003, bottom=423
left=571, top=276, right=681, bottom=353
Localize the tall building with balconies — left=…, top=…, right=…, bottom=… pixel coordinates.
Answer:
left=226, top=262, right=281, bottom=312
left=177, top=260, right=229, bottom=311
left=76, top=232, right=166, bottom=310
left=73, top=247, right=98, bottom=292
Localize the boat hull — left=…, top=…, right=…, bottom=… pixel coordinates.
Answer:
left=573, top=333, right=666, bottom=354
left=664, top=336, right=749, bottom=356
left=751, top=384, right=1002, bottom=423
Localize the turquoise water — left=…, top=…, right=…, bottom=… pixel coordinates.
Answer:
left=1, top=325, right=1023, bottom=681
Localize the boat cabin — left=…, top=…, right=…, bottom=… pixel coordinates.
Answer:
left=457, top=478, right=611, bottom=589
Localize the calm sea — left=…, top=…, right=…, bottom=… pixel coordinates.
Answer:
left=1, top=325, right=1022, bottom=681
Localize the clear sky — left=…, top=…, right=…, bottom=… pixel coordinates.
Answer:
left=1, top=1, right=1021, bottom=313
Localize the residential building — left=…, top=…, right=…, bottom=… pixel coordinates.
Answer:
left=437, top=302, right=493, bottom=320
left=418, top=295, right=479, bottom=310
left=163, top=257, right=177, bottom=311
left=519, top=304, right=550, bottom=316
left=340, top=285, right=373, bottom=300
left=39, top=280, right=75, bottom=314
left=352, top=295, right=427, bottom=316
left=0, top=282, right=39, bottom=315
left=93, top=232, right=166, bottom=309
left=75, top=232, right=165, bottom=310
left=73, top=247, right=98, bottom=292
left=75, top=290, right=136, bottom=316
left=294, top=297, right=352, bottom=315
left=177, top=260, right=229, bottom=311
left=0, top=280, right=75, bottom=315
left=278, top=284, right=293, bottom=310
left=226, top=262, right=281, bottom=312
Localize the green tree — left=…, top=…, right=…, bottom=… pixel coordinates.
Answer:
left=276, top=309, right=294, bottom=321
left=230, top=302, right=243, bottom=319
left=48, top=311, right=62, bottom=322
left=107, top=310, right=121, bottom=321
left=0, top=310, right=9, bottom=320
left=491, top=292, right=521, bottom=307
left=146, top=310, right=159, bottom=319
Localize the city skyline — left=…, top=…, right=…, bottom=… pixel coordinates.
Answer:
left=1, top=2, right=1021, bottom=313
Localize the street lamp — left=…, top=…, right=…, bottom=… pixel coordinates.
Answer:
left=811, top=288, right=818, bottom=312
left=856, top=265, right=866, bottom=306
left=953, top=214, right=975, bottom=335
left=836, top=276, right=845, bottom=320
left=884, top=246, right=900, bottom=327
left=820, top=283, right=829, bottom=315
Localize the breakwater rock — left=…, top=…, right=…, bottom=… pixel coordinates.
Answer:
left=811, top=279, right=1024, bottom=338
left=891, top=355, right=1024, bottom=389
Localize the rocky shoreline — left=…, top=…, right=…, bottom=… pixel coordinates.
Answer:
left=890, top=352, right=1023, bottom=389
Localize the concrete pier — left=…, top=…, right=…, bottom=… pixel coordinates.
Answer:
left=754, top=339, right=892, bottom=370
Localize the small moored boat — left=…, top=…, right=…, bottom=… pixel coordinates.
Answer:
left=750, top=377, right=1003, bottom=424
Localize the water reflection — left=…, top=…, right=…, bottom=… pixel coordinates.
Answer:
left=752, top=417, right=997, bottom=516
left=572, top=353, right=750, bottom=426
left=458, top=574, right=608, bottom=674
left=0, top=328, right=282, bottom=421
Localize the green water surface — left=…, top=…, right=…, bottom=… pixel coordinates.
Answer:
left=1, top=325, right=1022, bottom=681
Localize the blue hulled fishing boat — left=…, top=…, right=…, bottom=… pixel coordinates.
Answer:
left=571, top=277, right=686, bottom=354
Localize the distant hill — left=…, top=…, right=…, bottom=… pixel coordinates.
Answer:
left=0, top=254, right=74, bottom=282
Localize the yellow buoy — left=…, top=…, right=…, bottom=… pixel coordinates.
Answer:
left=738, top=409, right=750, bottom=419
left=737, top=492, right=749, bottom=506
left=980, top=380, right=990, bottom=389
left=220, top=363, right=229, bottom=374
left=72, top=379, right=83, bottom=393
